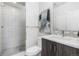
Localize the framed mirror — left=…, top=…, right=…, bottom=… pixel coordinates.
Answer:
left=39, top=9, right=51, bottom=35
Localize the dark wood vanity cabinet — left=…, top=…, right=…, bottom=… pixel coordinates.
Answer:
left=41, top=39, right=57, bottom=56
left=41, top=38, right=79, bottom=56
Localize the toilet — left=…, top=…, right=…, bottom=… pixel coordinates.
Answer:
left=26, top=38, right=41, bottom=56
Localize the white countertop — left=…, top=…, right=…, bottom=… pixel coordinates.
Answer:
left=40, top=34, right=79, bottom=49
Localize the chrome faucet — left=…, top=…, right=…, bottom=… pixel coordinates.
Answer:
left=77, top=31, right=79, bottom=37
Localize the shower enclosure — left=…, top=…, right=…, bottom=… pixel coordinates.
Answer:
left=0, top=3, right=2, bottom=55
left=0, top=2, right=26, bottom=56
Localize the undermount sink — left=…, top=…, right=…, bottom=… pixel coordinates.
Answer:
left=49, top=35, right=62, bottom=38
left=48, top=35, right=79, bottom=41
left=42, top=34, right=79, bottom=42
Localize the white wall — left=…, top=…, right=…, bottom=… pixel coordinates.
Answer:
left=26, top=2, right=39, bottom=48
left=2, top=4, right=26, bottom=50
left=26, top=2, right=54, bottom=49
left=54, top=2, right=79, bottom=31
left=26, top=2, right=39, bottom=26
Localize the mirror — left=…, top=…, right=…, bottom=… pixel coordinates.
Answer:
left=39, top=9, right=51, bottom=35
left=53, top=2, right=79, bottom=32
left=53, top=2, right=79, bottom=37
left=54, top=2, right=79, bottom=31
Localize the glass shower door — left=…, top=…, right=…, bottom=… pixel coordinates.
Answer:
left=1, top=2, right=26, bottom=56
left=0, top=3, right=2, bottom=56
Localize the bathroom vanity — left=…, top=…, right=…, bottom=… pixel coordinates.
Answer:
left=41, top=35, right=79, bottom=56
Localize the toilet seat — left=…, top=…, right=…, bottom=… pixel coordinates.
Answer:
left=26, top=45, right=41, bottom=56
